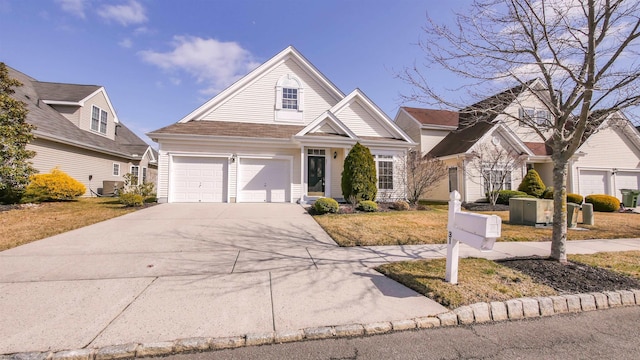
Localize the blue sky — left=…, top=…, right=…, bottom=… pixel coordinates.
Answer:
left=0, top=0, right=469, bottom=144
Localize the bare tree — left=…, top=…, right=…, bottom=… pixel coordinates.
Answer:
left=400, top=150, right=448, bottom=204
left=400, top=0, right=640, bottom=262
left=466, top=143, right=526, bottom=206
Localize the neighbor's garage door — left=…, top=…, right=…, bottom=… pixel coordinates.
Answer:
left=615, top=171, right=640, bottom=196
left=579, top=169, right=609, bottom=196
left=171, top=157, right=227, bottom=203
left=238, top=158, right=290, bottom=202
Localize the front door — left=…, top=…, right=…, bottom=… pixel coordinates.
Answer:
left=308, top=156, right=325, bottom=196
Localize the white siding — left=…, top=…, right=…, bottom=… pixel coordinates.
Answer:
left=421, top=129, right=450, bottom=154
left=334, top=100, right=394, bottom=138
left=202, top=58, right=338, bottom=125
left=394, top=111, right=421, bottom=147
left=574, top=125, right=640, bottom=169
left=501, top=92, right=553, bottom=143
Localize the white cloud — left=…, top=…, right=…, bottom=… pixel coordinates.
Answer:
left=55, top=0, right=86, bottom=19
left=118, top=38, right=133, bottom=48
left=139, top=36, right=260, bottom=95
left=98, top=0, right=147, bottom=26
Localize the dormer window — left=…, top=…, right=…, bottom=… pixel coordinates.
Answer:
left=519, top=107, right=550, bottom=126
left=275, top=74, right=304, bottom=122
left=282, top=88, right=298, bottom=110
left=91, top=105, right=108, bottom=134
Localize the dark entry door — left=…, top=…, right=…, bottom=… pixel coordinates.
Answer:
left=308, top=156, right=325, bottom=196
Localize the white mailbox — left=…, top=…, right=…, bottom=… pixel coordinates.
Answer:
left=445, top=191, right=502, bottom=284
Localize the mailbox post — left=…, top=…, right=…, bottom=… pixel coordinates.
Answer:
left=445, top=191, right=502, bottom=284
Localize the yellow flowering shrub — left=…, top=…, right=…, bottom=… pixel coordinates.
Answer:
left=23, top=168, right=86, bottom=202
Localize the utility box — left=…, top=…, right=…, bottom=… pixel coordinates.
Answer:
left=510, top=198, right=553, bottom=225
left=567, top=202, right=580, bottom=228
left=582, top=203, right=594, bottom=225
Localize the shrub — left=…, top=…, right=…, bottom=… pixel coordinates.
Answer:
left=491, top=190, right=530, bottom=205
left=585, top=194, right=620, bottom=212
left=341, top=142, right=377, bottom=202
left=542, top=187, right=554, bottom=199
left=313, top=197, right=339, bottom=214
left=517, top=169, right=546, bottom=198
left=23, top=168, right=85, bottom=202
left=357, top=200, right=378, bottom=212
left=390, top=200, right=410, bottom=211
left=567, top=193, right=584, bottom=204
left=119, top=193, right=144, bottom=207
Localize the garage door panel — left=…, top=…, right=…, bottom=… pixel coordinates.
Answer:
left=238, top=158, right=290, bottom=203
left=580, top=170, right=608, bottom=196
left=615, top=172, right=640, bottom=190
left=171, top=157, right=227, bottom=203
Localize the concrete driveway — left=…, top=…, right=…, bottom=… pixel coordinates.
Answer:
left=0, top=203, right=446, bottom=354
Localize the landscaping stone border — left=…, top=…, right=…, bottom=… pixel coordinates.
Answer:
left=2, top=289, right=639, bottom=360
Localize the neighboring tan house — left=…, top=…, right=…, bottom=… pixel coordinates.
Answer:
left=395, top=80, right=640, bottom=203
left=148, top=46, right=414, bottom=204
left=6, top=65, right=157, bottom=196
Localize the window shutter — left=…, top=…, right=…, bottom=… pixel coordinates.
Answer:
left=275, top=86, right=283, bottom=110
left=518, top=108, right=524, bottom=125
left=298, top=88, right=304, bottom=112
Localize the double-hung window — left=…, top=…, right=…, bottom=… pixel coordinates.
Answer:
left=483, top=168, right=512, bottom=194
left=519, top=107, right=550, bottom=126
left=375, top=155, right=394, bottom=190
left=282, top=88, right=298, bottom=110
left=91, top=105, right=108, bottom=134
left=113, top=163, right=120, bottom=176
left=130, top=165, right=140, bottom=185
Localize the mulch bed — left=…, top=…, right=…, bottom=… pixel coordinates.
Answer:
left=462, top=202, right=509, bottom=211
left=497, top=256, right=640, bottom=293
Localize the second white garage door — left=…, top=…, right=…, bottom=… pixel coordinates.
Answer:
left=171, top=157, right=227, bottom=203
left=615, top=171, right=640, bottom=193
left=238, top=158, right=290, bottom=202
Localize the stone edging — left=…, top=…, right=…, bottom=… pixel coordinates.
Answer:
left=3, top=289, right=639, bottom=360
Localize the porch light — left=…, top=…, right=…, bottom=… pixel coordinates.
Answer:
left=333, top=151, right=337, bottom=159
left=231, top=154, right=237, bottom=163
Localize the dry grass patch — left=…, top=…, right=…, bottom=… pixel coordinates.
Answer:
left=569, top=251, right=640, bottom=280
left=0, top=198, right=138, bottom=251
left=314, top=206, right=640, bottom=246
left=376, top=258, right=557, bottom=309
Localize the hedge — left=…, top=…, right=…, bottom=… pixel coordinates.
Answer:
left=585, top=194, right=620, bottom=212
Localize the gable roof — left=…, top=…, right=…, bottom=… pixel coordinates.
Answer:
left=32, top=82, right=101, bottom=103
left=6, top=65, right=150, bottom=160
left=401, top=107, right=459, bottom=128
left=178, top=46, right=345, bottom=123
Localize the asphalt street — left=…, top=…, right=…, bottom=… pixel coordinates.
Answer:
left=165, top=306, right=640, bottom=360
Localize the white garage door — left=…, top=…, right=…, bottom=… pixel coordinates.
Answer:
left=579, top=170, right=609, bottom=196
left=171, top=157, right=227, bottom=203
left=238, top=158, right=290, bottom=203
left=615, top=171, right=640, bottom=196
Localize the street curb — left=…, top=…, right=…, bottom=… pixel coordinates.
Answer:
left=2, top=289, right=639, bottom=359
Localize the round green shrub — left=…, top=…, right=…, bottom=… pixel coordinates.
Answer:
left=517, top=169, right=546, bottom=198
left=566, top=193, right=584, bottom=204
left=391, top=200, right=410, bottom=211
left=119, top=193, right=144, bottom=207
left=23, top=168, right=86, bottom=203
left=357, top=200, right=378, bottom=212
left=495, top=190, right=530, bottom=205
left=313, top=197, right=339, bottom=214
left=585, top=194, right=620, bottom=212
left=542, top=187, right=554, bottom=199
left=341, top=142, right=377, bottom=202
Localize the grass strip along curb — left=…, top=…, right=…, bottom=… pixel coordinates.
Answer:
left=2, top=289, right=639, bottom=360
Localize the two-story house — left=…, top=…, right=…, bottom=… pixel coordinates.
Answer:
left=148, top=46, right=415, bottom=203
left=7, top=65, right=157, bottom=196
left=395, top=80, right=640, bottom=203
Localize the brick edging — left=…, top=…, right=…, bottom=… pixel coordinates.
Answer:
left=3, top=289, right=639, bottom=360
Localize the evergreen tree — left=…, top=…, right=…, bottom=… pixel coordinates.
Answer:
left=341, top=142, right=377, bottom=202
left=0, top=63, right=36, bottom=204
left=518, top=169, right=546, bottom=198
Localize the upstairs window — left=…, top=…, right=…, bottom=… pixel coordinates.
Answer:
left=91, top=105, right=108, bottom=134
left=519, top=107, right=550, bottom=126
left=282, top=88, right=298, bottom=110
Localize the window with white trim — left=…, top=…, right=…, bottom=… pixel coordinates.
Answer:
left=112, top=163, right=120, bottom=176
left=375, top=155, right=394, bottom=190
left=91, top=105, right=108, bottom=134
left=519, top=107, right=550, bottom=126
left=130, top=165, right=140, bottom=184
left=282, top=88, right=298, bottom=110
left=483, top=169, right=512, bottom=194
left=275, top=74, right=304, bottom=122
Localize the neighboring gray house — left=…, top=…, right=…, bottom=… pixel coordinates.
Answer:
left=6, top=65, right=157, bottom=196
